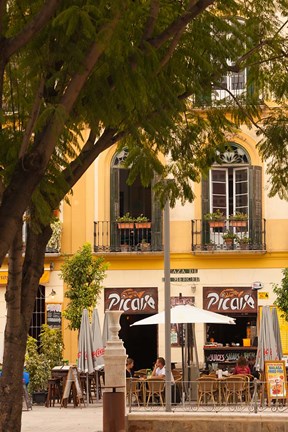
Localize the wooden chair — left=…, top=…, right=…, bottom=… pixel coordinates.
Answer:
left=146, top=378, right=165, bottom=406
left=197, top=376, right=218, bottom=405
left=223, top=375, right=247, bottom=404
left=126, top=378, right=141, bottom=407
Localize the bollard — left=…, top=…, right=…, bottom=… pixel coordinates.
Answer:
left=103, top=387, right=125, bottom=432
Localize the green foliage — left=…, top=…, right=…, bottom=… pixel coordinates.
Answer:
left=61, top=243, right=108, bottom=330
left=25, top=325, right=64, bottom=393
left=273, top=268, right=288, bottom=321
left=204, top=209, right=225, bottom=221
left=222, top=231, right=238, bottom=240
left=229, top=212, right=248, bottom=221
left=135, top=214, right=150, bottom=223
left=116, top=212, right=135, bottom=222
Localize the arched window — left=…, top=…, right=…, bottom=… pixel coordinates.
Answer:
left=202, top=143, right=263, bottom=249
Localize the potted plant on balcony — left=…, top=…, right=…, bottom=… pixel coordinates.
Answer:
left=236, top=235, right=251, bottom=250
left=139, top=238, right=151, bottom=251
left=222, top=231, right=237, bottom=249
left=116, top=213, right=135, bottom=229
left=229, top=212, right=248, bottom=228
left=135, top=214, right=151, bottom=229
left=205, top=240, right=216, bottom=251
left=47, top=217, right=62, bottom=253
left=204, top=209, right=225, bottom=228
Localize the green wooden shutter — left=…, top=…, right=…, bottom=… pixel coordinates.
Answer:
left=151, top=175, right=163, bottom=251
left=249, top=166, right=262, bottom=249
left=110, top=167, right=120, bottom=250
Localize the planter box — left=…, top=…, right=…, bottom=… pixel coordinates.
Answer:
left=117, top=222, right=134, bottom=229
left=208, top=221, right=225, bottom=228
left=135, top=222, right=151, bottom=229
left=32, top=391, right=48, bottom=405
left=229, top=220, right=247, bottom=228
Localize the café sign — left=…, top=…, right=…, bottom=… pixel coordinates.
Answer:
left=104, top=287, right=158, bottom=314
left=203, top=286, right=257, bottom=314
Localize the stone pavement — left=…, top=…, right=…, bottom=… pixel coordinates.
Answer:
left=21, top=402, right=103, bottom=432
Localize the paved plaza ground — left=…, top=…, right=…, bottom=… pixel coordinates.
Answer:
left=21, top=402, right=103, bottom=432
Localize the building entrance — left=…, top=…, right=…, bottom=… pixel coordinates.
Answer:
left=119, top=314, right=157, bottom=371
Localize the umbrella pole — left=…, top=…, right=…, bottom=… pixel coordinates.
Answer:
left=86, top=373, right=89, bottom=406
left=192, top=324, right=199, bottom=370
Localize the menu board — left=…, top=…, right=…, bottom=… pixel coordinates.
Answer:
left=276, top=309, right=288, bottom=355
left=264, top=360, right=287, bottom=403
left=46, top=303, right=62, bottom=329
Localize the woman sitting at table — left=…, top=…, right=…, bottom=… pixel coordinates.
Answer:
left=126, top=358, right=135, bottom=378
left=233, top=356, right=251, bottom=375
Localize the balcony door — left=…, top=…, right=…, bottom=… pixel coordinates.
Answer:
left=110, top=150, right=162, bottom=250
left=210, top=167, right=249, bottom=218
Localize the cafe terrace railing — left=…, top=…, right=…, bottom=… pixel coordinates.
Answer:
left=127, top=379, right=288, bottom=414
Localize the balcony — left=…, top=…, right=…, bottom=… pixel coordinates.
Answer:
left=191, top=218, right=266, bottom=253
left=93, top=221, right=163, bottom=253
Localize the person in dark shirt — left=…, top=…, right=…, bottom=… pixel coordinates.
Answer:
left=126, top=358, right=134, bottom=378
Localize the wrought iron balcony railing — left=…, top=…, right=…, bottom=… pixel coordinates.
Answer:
left=93, top=221, right=163, bottom=253
left=191, top=218, right=266, bottom=252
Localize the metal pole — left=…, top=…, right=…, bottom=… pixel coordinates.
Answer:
left=164, top=199, right=171, bottom=411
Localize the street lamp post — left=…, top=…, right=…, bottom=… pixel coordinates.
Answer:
left=164, top=199, right=172, bottom=411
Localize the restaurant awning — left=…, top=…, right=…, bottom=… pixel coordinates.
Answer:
left=0, top=269, right=50, bottom=285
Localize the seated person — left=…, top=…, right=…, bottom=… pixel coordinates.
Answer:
left=233, top=356, right=251, bottom=375
left=126, top=357, right=135, bottom=378
left=151, top=357, right=180, bottom=403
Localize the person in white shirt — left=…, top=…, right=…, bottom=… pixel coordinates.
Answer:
left=152, top=357, right=174, bottom=382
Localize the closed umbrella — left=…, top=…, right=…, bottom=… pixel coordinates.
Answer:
left=272, top=307, right=283, bottom=360
left=92, top=308, right=105, bottom=401
left=78, top=309, right=95, bottom=405
left=102, top=310, right=112, bottom=347
left=256, top=306, right=279, bottom=373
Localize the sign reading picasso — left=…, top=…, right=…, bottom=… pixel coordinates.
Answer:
left=203, top=287, right=257, bottom=314
left=104, top=287, right=158, bottom=314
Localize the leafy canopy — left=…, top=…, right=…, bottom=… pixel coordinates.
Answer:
left=273, top=268, right=288, bottom=322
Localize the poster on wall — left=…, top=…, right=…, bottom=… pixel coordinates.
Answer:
left=46, top=303, right=62, bottom=329
left=264, top=360, right=287, bottom=403
left=170, top=296, right=195, bottom=347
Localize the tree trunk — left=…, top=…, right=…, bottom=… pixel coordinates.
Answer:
left=0, top=222, right=51, bottom=432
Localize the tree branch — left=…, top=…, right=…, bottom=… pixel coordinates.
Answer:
left=149, top=0, right=215, bottom=49
left=4, top=0, right=61, bottom=60
left=19, top=77, right=45, bottom=158
left=141, top=0, right=160, bottom=42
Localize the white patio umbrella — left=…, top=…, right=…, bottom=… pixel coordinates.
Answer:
left=130, top=304, right=236, bottom=326
left=131, top=304, right=235, bottom=375
left=78, top=309, right=96, bottom=405
left=91, top=308, right=105, bottom=401
left=256, top=306, right=279, bottom=373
